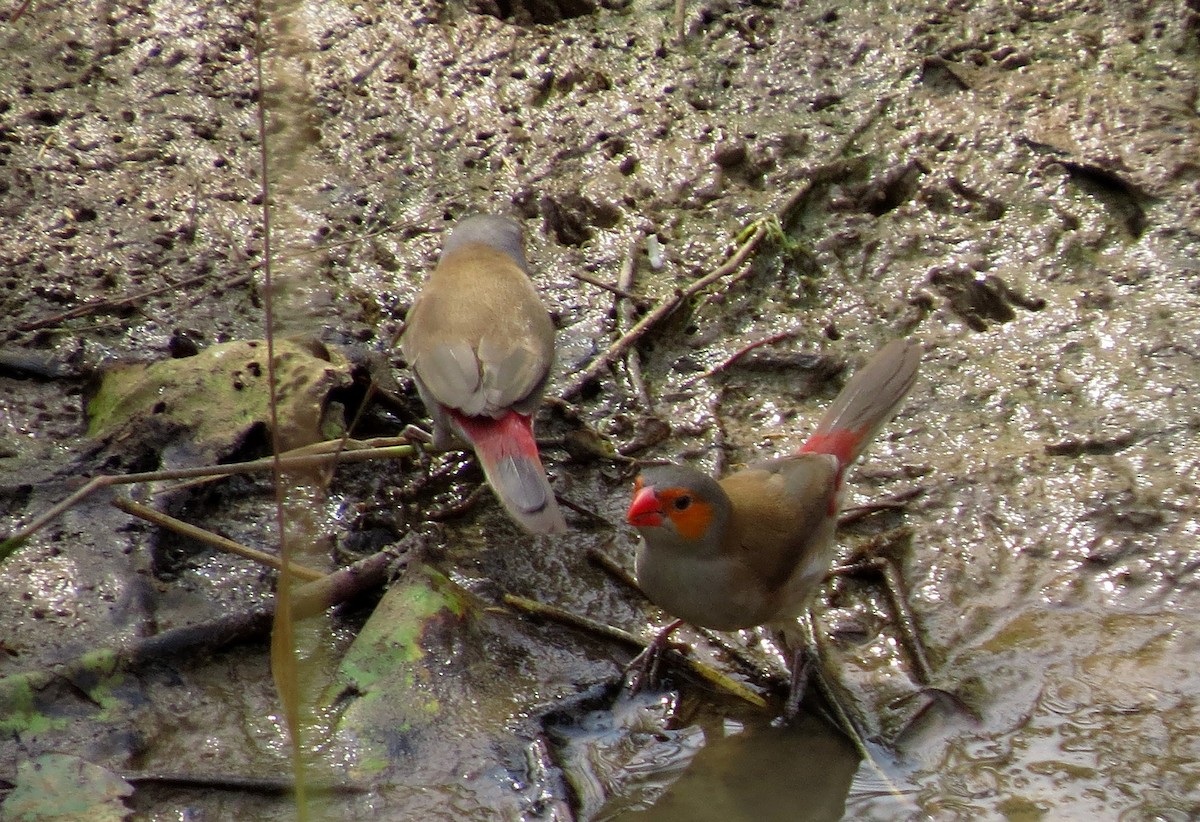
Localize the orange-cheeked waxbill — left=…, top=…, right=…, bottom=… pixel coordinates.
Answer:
left=626, top=338, right=921, bottom=633
left=401, top=214, right=567, bottom=534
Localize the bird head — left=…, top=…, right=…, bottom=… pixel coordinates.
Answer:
left=626, top=463, right=730, bottom=548
left=439, top=214, right=528, bottom=270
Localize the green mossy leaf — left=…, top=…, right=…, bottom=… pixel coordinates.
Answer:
left=85, top=338, right=354, bottom=459
left=0, top=754, right=133, bottom=822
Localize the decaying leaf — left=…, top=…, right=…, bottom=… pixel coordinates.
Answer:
left=85, top=338, right=355, bottom=462
left=1, top=753, right=133, bottom=822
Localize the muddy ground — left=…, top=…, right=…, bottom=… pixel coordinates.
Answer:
left=2, top=0, right=1200, bottom=819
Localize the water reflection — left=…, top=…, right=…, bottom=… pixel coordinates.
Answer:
left=611, top=714, right=857, bottom=822
left=549, top=690, right=859, bottom=822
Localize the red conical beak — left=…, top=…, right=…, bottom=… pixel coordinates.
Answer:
left=626, top=484, right=663, bottom=528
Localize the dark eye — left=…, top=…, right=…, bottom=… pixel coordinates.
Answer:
left=673, top=495, right=692, bottom=511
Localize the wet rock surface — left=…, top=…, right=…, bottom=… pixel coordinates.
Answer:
left=2, top=0, right=1200, bottom=819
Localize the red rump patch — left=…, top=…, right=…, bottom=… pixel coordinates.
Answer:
left=448, top=409, right=539, bottom=459
left=799, top=427, right=865, bottom=466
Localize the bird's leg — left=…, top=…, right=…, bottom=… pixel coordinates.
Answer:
left=772, top=621, right=818, bottom=722
left=624, top=618, right=686, bottom=694
left=774, top=616, right=870, bottom=754
left=782, top=644, right=813, bottom=721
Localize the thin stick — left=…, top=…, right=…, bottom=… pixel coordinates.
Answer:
left=2, top=440, right=415, bottom=552
left=504, top=593, right=643, bottom=649
left=804, top=614, right=918, bottom=811
left=15, top=266, right=235, bottom=333
left=588, top=545, right=785, bottom=688
left=559, top=222, right=768, bottom=399
left=837, top=485, right=923, bottom=527
left=615, top=238, right=653, bottom=410
left=250, top=0, right=310, bottom=799
left=112, top=497, right=327, bottom=582
left=350, top=43, right=396, bottom=85
left=425, top=483, right=489, bottom=521
left=570, top=270, right=646, bottom=303
left=121, top=771, right=366, bottom=796
left=878, top=559, right=934, bottom=686
left=673, top=0, right=686, bottom=43
left=615, top=237, right=639, bottom=316
left=0, top=548, right=403, bottom=716
left=708, top=391, right=728, bottom=477
left=586, top=544, right=640, bottom=591
left=557, top=103, right=892, bottom=403
left=682, top=329, right=801, bottom=386
left=7, top=0, right=34, bottom=21
left=555, top=495, right=611, bottom=527
left=289, top=545, right=408, bottom=620
left=503, top=593, right=768, bottom=709
left=831, top=553, right=934, bottom=687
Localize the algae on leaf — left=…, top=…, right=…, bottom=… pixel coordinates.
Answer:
left=1, top=754, right=134, bottom=822
left=85, top=338, right=354, bottom=462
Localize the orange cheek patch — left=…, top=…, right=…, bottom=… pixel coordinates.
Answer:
left=658, top=491, right=713, bottom=542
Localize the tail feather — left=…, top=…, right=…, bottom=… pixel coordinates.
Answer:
left=451, top=409, right=567, bottom=534
left=799, top=338, right=921, bottom=466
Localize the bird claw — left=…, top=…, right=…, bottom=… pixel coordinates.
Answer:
left=621, top=647, right=660, bottom=695
left=400, top=424, right=434, bottom=445
left=622, top=620, right=686, bottom=695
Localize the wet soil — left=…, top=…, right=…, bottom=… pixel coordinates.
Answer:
left=2, top=0, right=1200, bottom=819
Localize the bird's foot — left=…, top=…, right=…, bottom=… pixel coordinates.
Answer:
left=623, top=619, right=686, bottom=695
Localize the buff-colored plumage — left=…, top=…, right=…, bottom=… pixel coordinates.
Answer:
left=401, top=215, right=566, bottom=534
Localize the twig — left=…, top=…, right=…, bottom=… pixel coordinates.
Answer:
left=112, top=497, right=328, bottom=582
left=837, top=486, right=924, bottom=527
left=878, top=558, right=933, bottom=686
left=121, top=771, right=366, bottom=795
left=6, top=0, right=34, bottom=22
left=803, top=614, right=920, bottom=810
left=351, top=43, right=396, bottom=85
left=505, top=593, right=642, bottom=649
left=0, top=546, right=404, bottom=714
left=557, top=101, right=891, bottom=404
left=0, top=349, right=78, bottom=380
left=503, top=593, right=768, bottom=709
left=117, top=608, right=278, bottom=661
left=556, top=495, right=611, bottom=527
left=570, top=270, right=646, bottom=303
left=615, top=238, right=639, bottom=319
left=708, top=391, right=727, bottom=477
left=425, top=483, right=489, bottom=521
left=559, top=222, right=769, bottom=400
left=0, top=609, right=275, bottom=719
left=673, top=0, right=686, bottom=43
left=588, top=545, right=784, bottom=688
left=15, top=266, right=237, bottom=333
left=586, top=544, right=639, bottom=590
left=682, top=329, right=801, bottom=387
left=615, top=238, right=653, bottom=411
left=291, top=544, right=410, bottom=618
left=1, top=439, right=414, bottom=555
left=625, top=349, right=651, bottom=409
left=831, top=553, right=934, bottom=687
